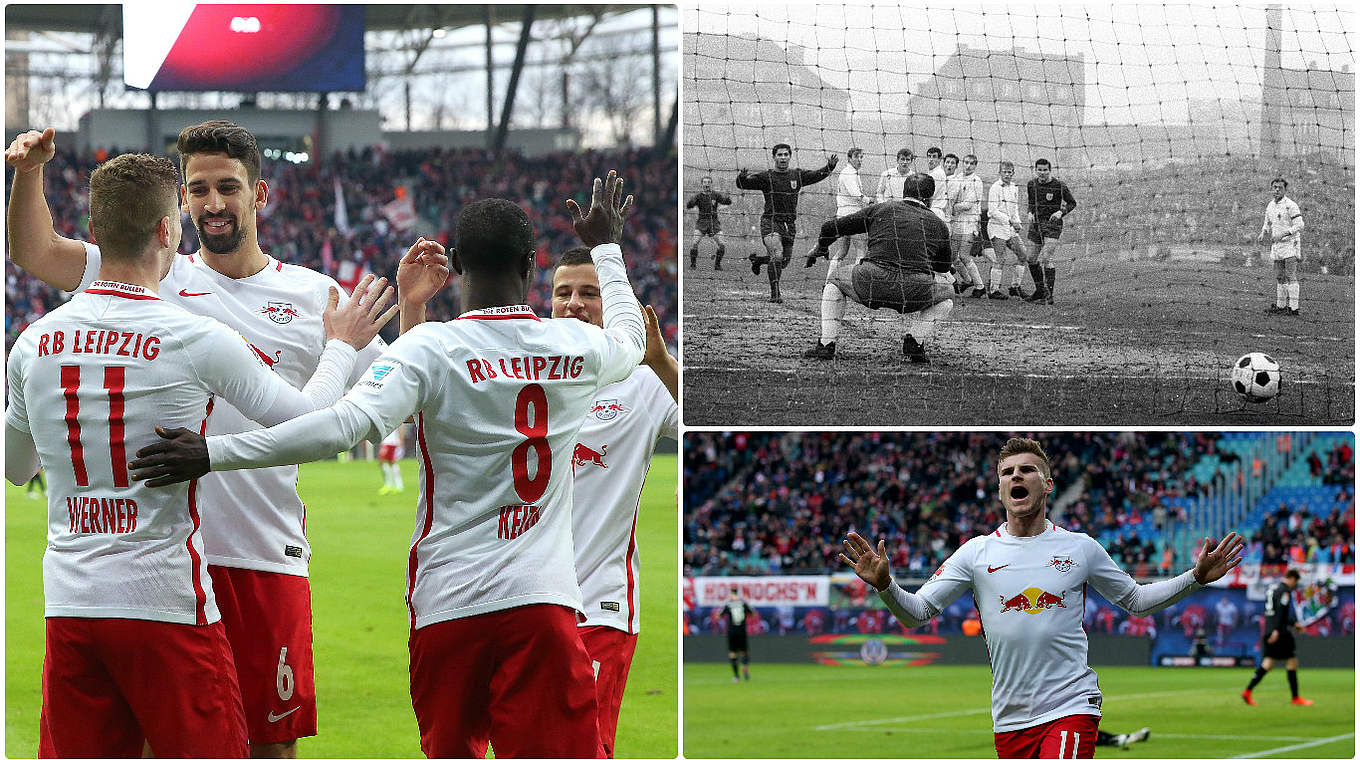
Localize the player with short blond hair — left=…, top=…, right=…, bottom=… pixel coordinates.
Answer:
left=985, top=161, right=1027, bottom=299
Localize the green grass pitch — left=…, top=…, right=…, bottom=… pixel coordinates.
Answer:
left=683, top=661, right=1354, bottom=758
left=6, top=455, right=678, bottom=758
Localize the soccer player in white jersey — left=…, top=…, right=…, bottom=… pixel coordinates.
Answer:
left=948, top=154, right=986, bottom=297
left=925, top=146, right=950, bottom=222
left=5, top=122, right=396, bottom=758
left=4, top=153, right=393, bottom=758
left=1257, top=177, right=1305, bottom=316
left=551, top=245, right=679, bottom=757
left=129, top=173, right=647, bottom=759
left=875, top=148, right=915, bottom=203
left=840, top=438, right=1244, bottom=759
left=985, top=161, right=1028, bottom=300
left=377, top=424, right=406, bottom=495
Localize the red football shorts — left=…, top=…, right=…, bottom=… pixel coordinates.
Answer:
left=408, top=604, right=603, bottom=759
left=378, top=444, right=401, bottom=463
left=579, top=625, right=639, bottom=758
left=209, top=566, right=317, bottom=744
left=994, top=714, right=1099, bottom=759
left=38, top=617, right=247, bottom=758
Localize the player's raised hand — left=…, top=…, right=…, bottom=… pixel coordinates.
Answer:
left=1192, top=531, right=1245, bottom=585
left=840, top=531, right=891, bottom=592
left=128, top=426, right=210, bottom=487
left=5, top=128, right=56, bottom=173
left=323, top=274, right=398, bottom=350
left=641, top=303, right=668, bottom=367
left=566, top=169, right=635, bottom=247
left=397, top=237, right=451, bottom=308
left=826, top=153, right=839, bottom=167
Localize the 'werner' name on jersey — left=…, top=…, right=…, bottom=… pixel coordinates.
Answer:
left=66, top=496, right=139, bottom=534
left=465, top=354, right=586, bottom=384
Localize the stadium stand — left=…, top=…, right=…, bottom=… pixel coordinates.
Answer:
left=5, top=145, right=678, bottom=353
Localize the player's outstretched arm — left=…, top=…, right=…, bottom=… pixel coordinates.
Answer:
left=5, top=128, right=90, bottom=292
left=1191, top=531, right=1245, bottom=585
left=324, top=274, right=397, bottom=350
left=642, top=304, right=678, bottom=401
left=1094, top=532, right=1244, bottom=617
left=395, top=237, right=451, bottom=334
left=841, top=531, right=941, bottom=628
left=566, top=171, right=645, bottom=374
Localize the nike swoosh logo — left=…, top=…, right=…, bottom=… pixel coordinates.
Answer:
left=179, top=289, right=212, bottom=297
left=266, top=706, right=301, bottom=723
left=987, top=564, right=1011, bottom=573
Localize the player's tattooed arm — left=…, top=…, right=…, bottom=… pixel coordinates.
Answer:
left=5, top=128, right=90, bottom=292
left=396, top=237, right=451, bottom=334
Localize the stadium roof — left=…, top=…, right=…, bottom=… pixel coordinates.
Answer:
left=4, top=4, right=648, bottom=35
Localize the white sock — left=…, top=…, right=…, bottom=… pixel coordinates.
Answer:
left=965, top=260, right=983, bottom=288
left=989, top=266, right=1003, bottom=292
left=1276, top=284, right=1287, bottom=308
left=1286, top=282, right=1299, bottom=309
left=907, top=299, right=955, bottom=341
left=381, top=463, right=393, bottom=488
left=1013, top=264, right=1024, bottom=287
left=392, top=463, right=404, bottom=490
left=820, top=282, right=845, bottom=344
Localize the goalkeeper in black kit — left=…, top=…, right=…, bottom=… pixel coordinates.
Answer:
left=1024, top=158, right=1077, bottom=304
left=721, top=587, right=755, bottom=682
left=736, top=144, right=838, bottom=303
left=686, top=175, right=733, bottom=270
left=1242, top=568, right=1315, bottom=706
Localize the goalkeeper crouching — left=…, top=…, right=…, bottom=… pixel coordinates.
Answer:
left=803, top=173, right=955, bottom=363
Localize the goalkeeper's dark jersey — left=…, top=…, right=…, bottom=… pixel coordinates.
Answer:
left=1026, top=177, right=1077, bottom=222
left=817, top=198, right=952, bottom=275
left=686, top=190, right=733, bottom=232
left=736, top=161, right=836, bottom=222
left=721, top=600, right=754, bottom=634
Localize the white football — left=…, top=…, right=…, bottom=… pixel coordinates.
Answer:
left=1231, top=352, right=1281, bottom=403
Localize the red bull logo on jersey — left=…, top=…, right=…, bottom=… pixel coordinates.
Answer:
left=573, top=443, right=609, bottom=470
left=589, top=398, right=627, bottom=421
left=261, top=301, right=300, bottom=324
left=998, top=587, right=1068, bottom=615
left=1048, top=555, right=1078, bottom=573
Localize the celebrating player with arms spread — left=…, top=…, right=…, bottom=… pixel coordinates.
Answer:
left=552, top=246, right=679, bottom=757
left=841, top=438, right=1244, bottom=759
left=735, top=144, right=838, bottom=303
left=685, top=176, right=733, bottom=270
left=4, top=153, right=392, bottom=757
left=129, top=172, right=646, bottom=759
left=6, top=123, right=402, bottom=757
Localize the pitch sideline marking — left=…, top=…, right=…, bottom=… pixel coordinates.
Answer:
left=812, top=688, right=1217, bottom=731
left=1228, top=732, right=1354, bottom=758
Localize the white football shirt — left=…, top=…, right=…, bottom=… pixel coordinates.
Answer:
left=929, top=165, right=951, bottom=222
left=1263, top=196, right=1304, bottom=261
left=75, top=243, right=386, bottom=576
left=5, top=283, right=325, bottom=624
left=876, top=168, right=910, bottom=204
left=835, top=164, right=868, bottom=217
left=572, top=366, right=678, bottom=633
left=914, top=521, right=1142, bottom=732
left=338, top=305, right=642, bottom=629
left=988, top=180, right=1022, bottom=240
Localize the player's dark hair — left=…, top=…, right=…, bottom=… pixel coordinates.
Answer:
left=1272, top=177, right=1288, bottom=188
left=88, top=153, right=181, bottom=260
left=702, top=175, right=713, bottom=183
left=902, top=173, right=935, bottom=203
left=1035, top=158, right=1052, bottom=169
left=896, top=148, right=914, bottom=160
left=926, top=147, right=942, bottom=158
left=553, top=245, right=594, bottom=276
left=1284, top=568, right=1301, bottom=581
left=846, top=147, right=863, bottom=159
left=944, top=153, right=959, bottom=163
left=998, top=437, right=1051, bottom=476
left=771, top=143, right=792, bottom=156
left=177, top=120, right=262, bottom=185
left=455, top=198, right=535, bottom=275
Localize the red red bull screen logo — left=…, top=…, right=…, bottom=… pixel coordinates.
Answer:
left=999, top=587, right=1068, bottom=615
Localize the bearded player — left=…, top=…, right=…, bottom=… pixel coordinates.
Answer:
left=129, top=172, right=646, bottom=758
left=6, top=123, right=398, bottom=758
left=841, top=437, right=1244, bottom=759
left=552, top=247, right=679, bottom=757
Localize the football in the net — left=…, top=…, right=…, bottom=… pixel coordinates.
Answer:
left=1231, top=352, right=1281, bottom=402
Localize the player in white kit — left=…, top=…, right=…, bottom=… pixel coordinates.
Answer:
left=925, top=146, right=950, bottom=223
left=947, top=154, right=986, bottom=297
left=985, top=161, right=1028, bottom=299
left=128, top=173, right=647, bottom=759
left=840, top=438, right=1244, bottom=759
left=4, top=153, right=393, bottom=758
left=1257, top=177, right=1305, bottom=316
left=551, top=246, right=679, bottom=757
left=6, top=122, right=399, bottom=757
left=378, top=425, right=407, bottom=495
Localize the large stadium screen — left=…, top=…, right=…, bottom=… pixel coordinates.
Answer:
left=123, top=4, right=365, bottom=92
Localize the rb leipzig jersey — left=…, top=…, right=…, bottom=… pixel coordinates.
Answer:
left=6, top=283, right=306, bottom=625
left=571, top=366, right=678, bottom=634
left=915, top=521, right=1140, bottom=732
left=76, top=243, right=386, bottom=576
left=339, top=305, right=640, bottom=629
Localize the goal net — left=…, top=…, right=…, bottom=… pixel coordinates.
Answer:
left=682, top=2, right=1354, bottom=425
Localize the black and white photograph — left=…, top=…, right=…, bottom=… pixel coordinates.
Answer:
left=681, top=3, right=1355, bottom=425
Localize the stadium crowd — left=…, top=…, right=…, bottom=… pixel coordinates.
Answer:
left=6, top=144, right=677, bottom=353
left=684, top=432, right=1354, bottom=577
